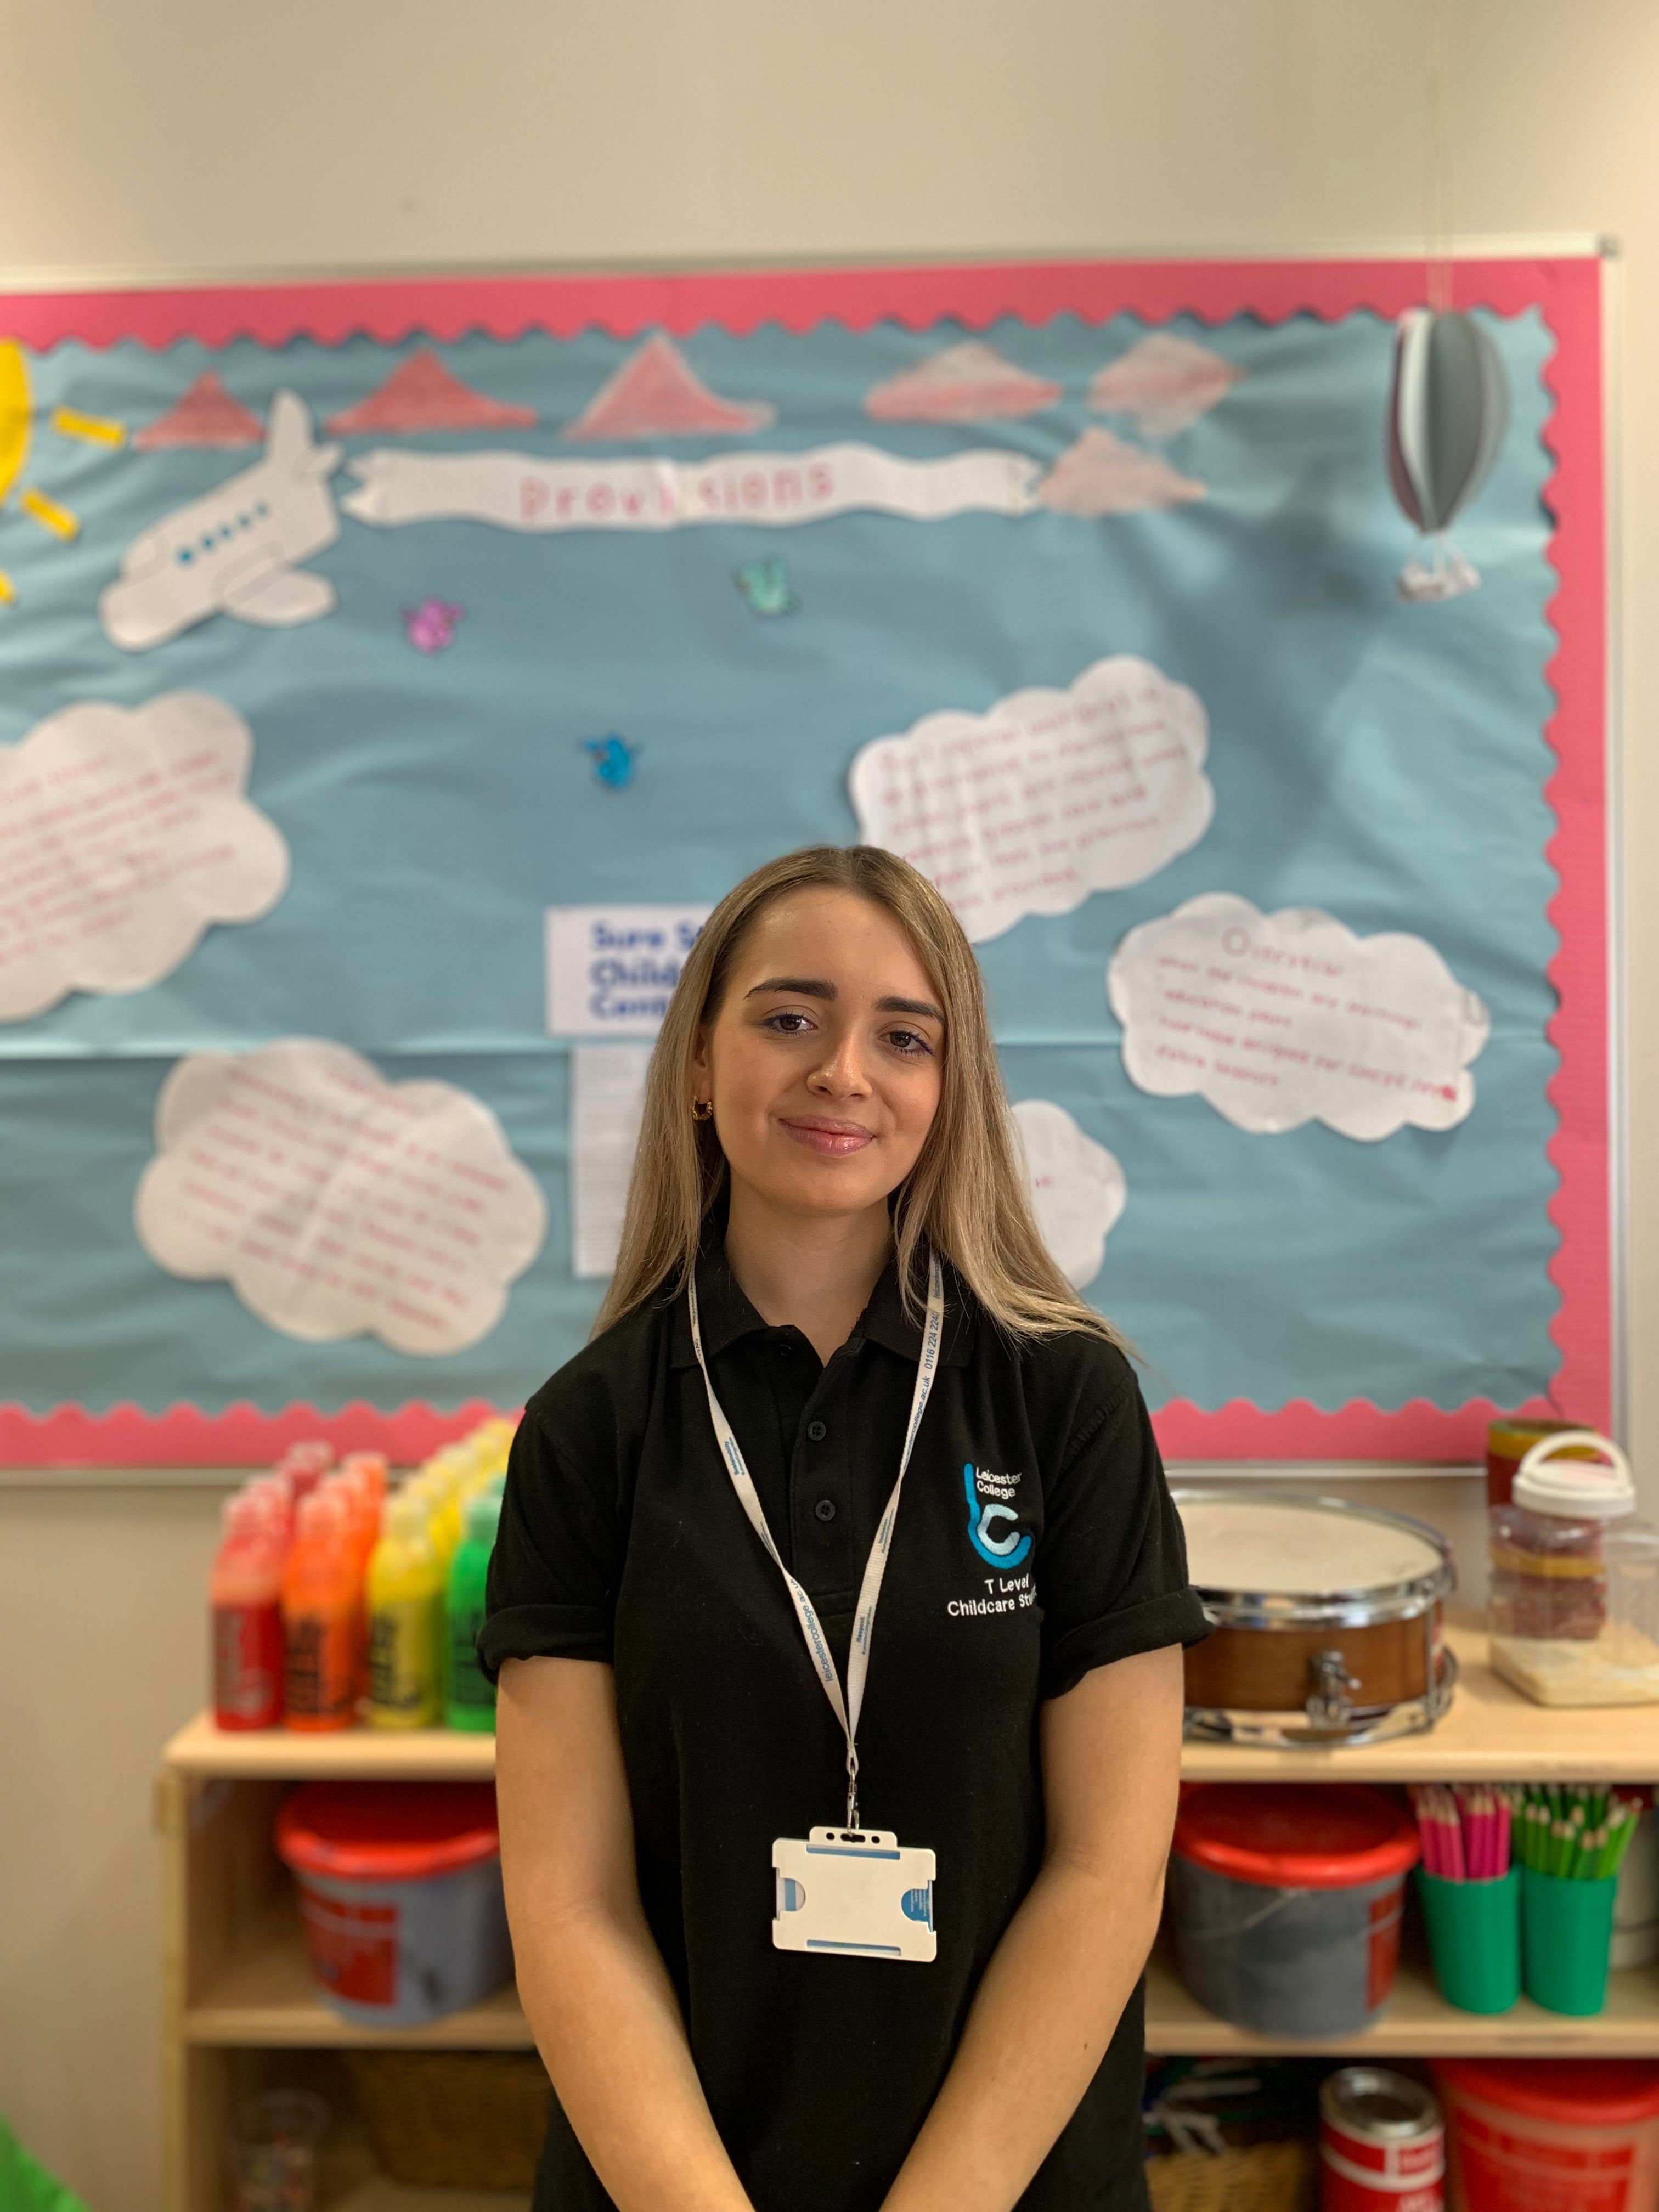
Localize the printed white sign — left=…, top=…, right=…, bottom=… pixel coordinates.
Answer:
left=569, top=1045, right=652, bottom=1278
left=1012, top=1099, right=1126, bottom=1291
left=0, top=693, right=290, bottom=1022
left=1107, top=894, right=1491, bottom=1141
left=546, top=905, right=711, bottom=1037
left=848, top=655, right=1214, bottom=943
left=136, top=1039, right=547, bottom=1353
left=343, top=443, right=1040, bottom=533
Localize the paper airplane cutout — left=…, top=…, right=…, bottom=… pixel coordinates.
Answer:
left=561, top=335, right=775, bottom=442
left=1037, top=428, right=1205, bottom=516
left=134, top=373, right=264, bottom=451
left=100, top=392, right=342, bottom=652
left=326, top=348, right=537, bottom=436
left=1088, top=334, right=1244, bottom=437
left=865, top=341, right=1062, bottom=423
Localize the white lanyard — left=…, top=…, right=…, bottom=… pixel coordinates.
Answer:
left=687, top=1249, right=945, bottom=1830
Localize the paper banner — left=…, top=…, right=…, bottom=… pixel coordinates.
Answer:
left=0, top=692, right=289, bottom=1021
left=570, top=1044, right=651, bottom=1277
left=1012, top=1099, right=1126, bottom=1290
left=136, top=1039, right=547, bottom=1353
left=545, top=905, right=711, bottom=1037
left=100, top=392, right=341, bottom=651
left=343, top=443, right=1040, bottom=533
left=1107, top=893, right=1491, bottom=1139
left=849, top=654, right=1213, bottom=943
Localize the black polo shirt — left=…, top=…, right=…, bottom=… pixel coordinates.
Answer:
left=482, top=1239, right=1206, bottom=2212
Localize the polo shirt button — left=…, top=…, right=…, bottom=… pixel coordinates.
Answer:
left=814, top=1498, right=837, bottom=1522
left=806, top=1420, right=827, bottom=1441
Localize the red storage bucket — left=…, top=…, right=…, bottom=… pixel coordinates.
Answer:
left=1436, top=2059, right=1659, bottom=2212
left=275, top=1782, right=511, bottom=2027
left=1169, top=1784, right=1418, bottom=2038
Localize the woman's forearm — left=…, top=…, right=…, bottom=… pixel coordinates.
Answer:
left=880, top=1645, right=1185, bottom=2212
left=877, top=1852, right=1164, bottom=2212
left=496, top=1661, right=753, bottom=2212
left=512, top=1891, right=754, bottom=2212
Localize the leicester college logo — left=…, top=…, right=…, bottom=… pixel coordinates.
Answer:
left=963, top=1462, right=1032, bottom=1569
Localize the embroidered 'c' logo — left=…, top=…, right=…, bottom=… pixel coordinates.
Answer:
left=963, top=1462, right=1032, bottom=1569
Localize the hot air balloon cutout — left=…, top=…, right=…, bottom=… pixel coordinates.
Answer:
left=1386, top=308, right=1509, bottom=604
left=0, top=340, right=127, bottom=605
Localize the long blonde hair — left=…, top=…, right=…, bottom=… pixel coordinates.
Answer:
left=594, top=845, right=1120, bottom=1347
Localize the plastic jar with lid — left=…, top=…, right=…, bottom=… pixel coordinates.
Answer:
left=1489, top=1431, right=1659, bottom=1706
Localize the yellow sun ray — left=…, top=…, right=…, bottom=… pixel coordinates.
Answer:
left=51, top=405, right=126, bottom=448
left=20, top=487, right=79, bottom=539
left=0, top=571, right=15, bottom=605
left=0, top=342, right=30, bottom=506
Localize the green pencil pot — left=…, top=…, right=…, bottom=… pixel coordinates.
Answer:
left=1417, top=1867, right=1520, bottom=2012
left=1521, top=1865, right=1618, bottom=2015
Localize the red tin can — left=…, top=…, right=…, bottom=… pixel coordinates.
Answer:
left=1322, top=2069, right=1444, bottom=2212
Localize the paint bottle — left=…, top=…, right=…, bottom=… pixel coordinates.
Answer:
left=283, top=1491, right=360, bottom=1731
left=211, top=1491, right=286, bottom=1730
left=276, top=1439, right=335, bottom=1508
left=445, top=1486, right=504, bottom=1731
left=366, top=1492, right=444, bottom=1728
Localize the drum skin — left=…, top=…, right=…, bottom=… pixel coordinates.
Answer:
left=1183, top=1606, right=1443, bottom=1714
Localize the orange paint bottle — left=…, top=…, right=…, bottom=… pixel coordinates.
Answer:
left=283, top=1491, right=360, bottom=1730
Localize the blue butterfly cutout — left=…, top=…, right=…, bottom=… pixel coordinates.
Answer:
left=582, top=734, right=637, bottom=789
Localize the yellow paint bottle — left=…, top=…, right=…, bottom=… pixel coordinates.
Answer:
left=365, top=1491, right=444, bottom=1728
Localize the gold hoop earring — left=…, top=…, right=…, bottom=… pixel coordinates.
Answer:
left=691, top=1098, right=714, bottom=1122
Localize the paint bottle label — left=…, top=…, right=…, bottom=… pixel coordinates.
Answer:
left=213, top=1600, right=284, bottom=1729
left=368, top=1596, right=441, bottom=1726
left=285, top=1610, right=358, bottom=1728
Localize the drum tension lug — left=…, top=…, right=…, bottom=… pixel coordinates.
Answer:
left=1306, top=1648, right=1361, bottom=1729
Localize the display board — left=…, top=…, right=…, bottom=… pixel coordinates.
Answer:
left=0, top=257, right=1607, bottom=1464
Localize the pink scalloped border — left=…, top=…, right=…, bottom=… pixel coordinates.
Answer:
left=0, top=256, right=1606, bottom=1465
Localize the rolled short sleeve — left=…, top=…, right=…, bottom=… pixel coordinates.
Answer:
left=1037, top=1363, right=1209, bottom=1699
left=479, top=1398, right=624, bottom=1681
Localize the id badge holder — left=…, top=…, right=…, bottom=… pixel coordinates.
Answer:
left=772, top=1827, right=937, bottom=1962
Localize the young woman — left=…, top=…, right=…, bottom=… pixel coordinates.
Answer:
left=483, top=844, right=1205, bottom=2212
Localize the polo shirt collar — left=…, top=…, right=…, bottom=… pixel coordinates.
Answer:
left=668, top=1222, right=974, bottom=1370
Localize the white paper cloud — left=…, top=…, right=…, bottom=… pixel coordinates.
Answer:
left=136, top=1039, right=547, bottom=1354
left=0, top=693, right=290, bottom=1023
left=1107, top=894, right=1491, bottom=1141
left=1037, top=428, right=1205, bottom=515
left=1013, top=1099, right=1126, bottom=1290
left=849, top=655, right=1214, bottom=943
left=1088, top=334, right=1245, bottom=437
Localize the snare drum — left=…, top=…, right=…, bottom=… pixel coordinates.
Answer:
left=1175, top=1490, right=1458, bottom=1747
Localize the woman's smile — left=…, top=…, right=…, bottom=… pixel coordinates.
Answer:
left=777, top=1114, right=877, bottom=1156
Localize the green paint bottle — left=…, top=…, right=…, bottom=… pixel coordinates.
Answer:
left=445, top=1485, right=503, bottom=1731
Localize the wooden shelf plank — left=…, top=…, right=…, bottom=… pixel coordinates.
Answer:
left=191, top=1906, right=1659, bottom=2061
left=184, top=1912, right=533, bottom=2050
left=165, top=1622, right=1659, bottom=1786
left=1178, top=1620, right=1659, bottom=1782
left=164, top=1712, right=496, bottom=1781
left=1144, top=1944, right=1659, bottom=2057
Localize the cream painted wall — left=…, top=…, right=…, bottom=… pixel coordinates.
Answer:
left=1, top=1, right=1654, bottom=2207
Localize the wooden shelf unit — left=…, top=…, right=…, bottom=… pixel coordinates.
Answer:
left=159, top=1617, right=1659, bottom=2211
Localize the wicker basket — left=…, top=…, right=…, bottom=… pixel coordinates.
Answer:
left=1146, top=2137, right=1316, bottom=2212
left=343, top=2049, right=551, bottom=2188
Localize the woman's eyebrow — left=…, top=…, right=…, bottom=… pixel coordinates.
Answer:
left=745, top=975, right=835, bottom=1000
left=743, top=977, right=944, bottom=1023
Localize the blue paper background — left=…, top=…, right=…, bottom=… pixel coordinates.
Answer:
left=0, top=308, right=1560, bottom=1416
